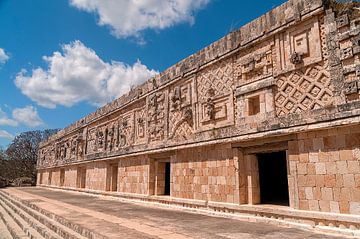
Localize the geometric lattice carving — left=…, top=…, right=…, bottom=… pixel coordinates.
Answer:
left=275, top=64, right=333, bottom=116
left=172, top=120, right=193, bottom=141
left=197, top=58, right=233, bottom=101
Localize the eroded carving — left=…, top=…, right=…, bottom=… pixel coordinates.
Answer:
left=147, top=92, right=166, bottom=142
left=236, top=40, right=274, bottom=84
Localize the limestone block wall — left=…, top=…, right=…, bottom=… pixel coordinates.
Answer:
left=62, top=166, right=77, bottom=188
left=50, top=170, right=61, bottom=187
left=41, top=171, right=51, bottom=185
left=36, top=172, right=42, bottom=185
left=171, top=144, right=238, bottom=204
left=85, top=162, right=107, bottom=191
left=118, top=156, right=149, bottom=195
left=289, top=125, right=360, bottom=214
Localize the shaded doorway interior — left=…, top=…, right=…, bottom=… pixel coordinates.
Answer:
left=164, top=162, right=171, bottom=196
left=48, top=171, right=52, bottom=185
left=155, top=161, right=171, bottom=196
left=257, top=151, right=289, bottom=206
left=60, top=169, right=65, bottom=187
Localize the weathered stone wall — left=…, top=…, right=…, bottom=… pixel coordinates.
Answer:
left=85, top=162, right=108, bottom=191
left=62, top=166, right=77, bottom=188
left=50, top=170, right=61, bottom=187
left=171, top=144, right=237, bottom=203
left=118, top=156, right=149, bottom=195
left=289, top=125, right=360, bottom=214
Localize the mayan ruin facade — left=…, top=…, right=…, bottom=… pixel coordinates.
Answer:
left=36, top=0, right=360, bottom=232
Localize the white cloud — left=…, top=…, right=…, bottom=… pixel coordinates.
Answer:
left=0, top=130, right=14, bottom=140
left=0, top=48, right=9, bottom=65
left=0, top=106, right=43, bottom=128
left=0, top=108, right=18, bottom=127
left=15, top=41, right=157, bottom=108
left=69, top=0, right=209, bottom=39
left=12, top=106, right=43, bottom=127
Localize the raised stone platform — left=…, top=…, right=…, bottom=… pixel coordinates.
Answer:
left=0, top=187, right=357, bottom=239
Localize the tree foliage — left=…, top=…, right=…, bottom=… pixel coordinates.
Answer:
left=0, top=129, right=59, bottom=186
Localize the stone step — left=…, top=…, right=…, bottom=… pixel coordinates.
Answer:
left=0, top=202, right=26, bottom=239
left=0, top=192, right=64, bottom=239
left=0, top=211, right=13, bottom=239
left=0, top=197, right=38, bottom=239
left=0, top=190, right=104, bottom=239
left=0, top=191, right=88, bottom=239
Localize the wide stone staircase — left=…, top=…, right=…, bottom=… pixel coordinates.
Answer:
left=0, top=189, right=103, bottom=239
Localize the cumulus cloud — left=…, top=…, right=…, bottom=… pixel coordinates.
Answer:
left=69, top=0, right=209, bottom=39
left=12, top=106, right=43, bottom=127
left=0, top=130, right=14, bottom=140
left=0, top=106, right=43, bottom=128
left=0, top=108, right=18, bottom=127
left=0, top=48, right=9, bottom=65
left=15, top=40, right=157, bottom=108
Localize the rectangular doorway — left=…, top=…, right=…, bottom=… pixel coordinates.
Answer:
left=48, top=171, right=52, bottom=185
left=109, top=164, right=118, bottom=192
left=164, top=162, right=171, bottom=196
left=60, top=169, right=65, bottom=187
left=39, top=172, right=43, bottom=184
left=156, top=161, right=171, bottom=196
left=77, top=167, right=86, bottom=189
left=257, top=151, right=289, bottom=206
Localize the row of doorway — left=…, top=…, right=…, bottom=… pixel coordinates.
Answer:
left=55, top=151, right=289, bottom=206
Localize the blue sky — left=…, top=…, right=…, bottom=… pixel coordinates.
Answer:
left=0, top=0, right=286, bottom=147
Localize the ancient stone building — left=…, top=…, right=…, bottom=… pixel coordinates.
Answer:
left=37, top=0, right=360, bottom=232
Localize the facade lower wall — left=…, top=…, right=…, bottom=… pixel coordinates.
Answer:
left=51, top=170, right=61, bottom=187
left=85, top=162, right=107, bottom=191
left=289, top=125, right=360, bottom=215
left=63, top=166, right=77, bottom=188
left=41, top=171, right=51, bottom=185
left=118, top=156, right=149, bottom=195
left=171, top=144, right=237, bottom=204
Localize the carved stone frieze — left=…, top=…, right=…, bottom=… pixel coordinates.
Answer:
left=235, top=39, right=275, bottom=85
left=147, top=91, right=166, bottom=142
left=135, top=107, right=146, bottom=144
left=197, top=58, right=235, bottom=130
left=275, top=63, right=333, bottom=116
left=275, top=17, right=323, bottom=73
left=168, top=79, right=194, bottom=141
left=86, top=127, right=97, bottom=154
left=118, top=113, right=134, bottom=148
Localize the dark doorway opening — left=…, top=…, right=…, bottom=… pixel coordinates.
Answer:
left=164, top=162, right=171, bottom=196
left=60, top=169, right=65, bottom=187
left=164, top=162, right=171, bottom=195
left=48, top=171, right=52, bottom=185
left=257, top=151, right=289, bottom=206
left=110, top=164, right=118, bottom=192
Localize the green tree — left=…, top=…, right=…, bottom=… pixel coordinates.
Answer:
left=1, top=129, right=58, bottom=184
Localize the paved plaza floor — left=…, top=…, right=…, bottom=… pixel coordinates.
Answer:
left=4, top=187, right=347, bottom=239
